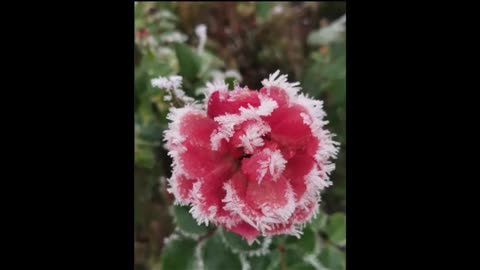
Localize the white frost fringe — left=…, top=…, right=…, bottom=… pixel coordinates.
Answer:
left=219, top=227, right=273, bottom=257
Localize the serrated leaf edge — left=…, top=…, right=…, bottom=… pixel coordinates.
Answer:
left=219, top=227, right=272, bottom=257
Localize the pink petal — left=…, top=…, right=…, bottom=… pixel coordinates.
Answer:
left=168, top=172, right=196, bottom=204
left=230, top=119, right=270, bottom=155
left=245, top=175, right=292, bottom=215
left=226, top=222, right=260, bottom=243
left=283, top=153, right=315, bottom=202
left=240, top=146, right=286, bottom=184
left=179, top=111, right=218, bottom=149
left=207, top=89, right=261, bottom=118
left=230, top=170, right=249, bottom=196
left=259, top=86, right=289, bottom=107
left=290, top=200, right=319, bottom=224
left=191, top=160, right=237, bottom=222
left=266, top=104, right=313, bottom=151
left=223, top=171, right=295, bottom=232
left=241, top=149, right=272, bottom=183
left=305, top=136, right=320, bottom=157
left=177, top=111, right=233, bottom=179
left=180, top=145, right=230, bottom=179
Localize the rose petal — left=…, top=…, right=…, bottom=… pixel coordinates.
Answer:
left=266, top=104, right=313, bottom=151
left=167, top=172, right=196, bottom=205
left=226, top=222, right=260, bottom=243
left=177, top=111, right=233, bottom=179
left=241, top=147, right=286, bottom=184
left=230, top=120, right=271, bottom=155
left=283, top=153, right=315, bottom=202
left=207, top=89, right=261, bottom=118
left=223, top=171, right=295, bottom=232
left=245, top=176, right=295, bottom=224
left=260, top=86, right=289, bottom=107
left=190, top=161, right=237, bottom=225
left=290, top=200, right=319, bottom=224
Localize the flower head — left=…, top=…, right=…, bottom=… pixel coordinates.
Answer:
left=162, top=70, right=339, bottom=243
left=151, top=75, right=194, bottom=104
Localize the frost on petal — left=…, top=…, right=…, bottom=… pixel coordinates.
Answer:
left=176, top=110, right=232, bottom=179
left=295, top=94, right=327, bottom=124
left=207, top=89, right=261, bottom=118
left=261, top=70, right=301, bottom=100
left=263, top=223, right=302, bottom=238
left=225, top=222, right=260, bottom=244
left=294, top=93, right=340, bottom=164
left=245, top=176, right=296, bottom=224
left=224, top=170, right=296, bottom=233
left=231, top=120, right=271, bottom=155
left=164, top=106, right=201, bottom=176
left=283, top=153, right=316, bottom=202
left=167, top=171, right=197, bottom=205
left=210, top=96, right=278, bottom=151
left=241, top=148, right=287, bottom=183
left=290, top=200, right=319, bottom=224
left=179, top=110, right=218, bottom=149
left=266, top=104, right=314, bottom=153
left=204, top=79, right=229, bottom=101
left=259, top=86, right=290, bottom=107
left=190, top=161, right=237, bottom=226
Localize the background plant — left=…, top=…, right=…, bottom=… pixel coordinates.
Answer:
left=134, top=2, right=346, bottom=269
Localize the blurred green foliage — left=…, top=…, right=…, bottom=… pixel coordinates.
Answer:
left=134, top=2, right=346, bottom=270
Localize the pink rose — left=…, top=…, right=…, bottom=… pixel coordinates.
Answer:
left=164, top=71, right=338, bottom=243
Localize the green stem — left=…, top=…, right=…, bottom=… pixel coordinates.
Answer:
left=278, top=244, right=287, bottom=270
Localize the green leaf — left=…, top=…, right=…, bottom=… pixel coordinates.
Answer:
left=264, top=249, right=281, bottom=270
left=202, top=232, right=242, bottom=270
left=197, top=51, right=225, bottom=78
left=174, top=43, right=201, bottom=82
left=289, top=263, right=317, bottom=270
left=328, top=79, right=346, bottom=106
left=284, top=247, right=306, bottom=267
left=134, top=146, right=155, bottom=169
left=285, top=227, right=316, bottom=254
left=307, top=15, right=346, bottom=46
left=172, top=205, right=209, bottom=236
left=256, top=2, right=270, bottom=21
left=324, top=213, right=346, bottom=246
left=157, top=21, right=176, bottom=32
left=220, top=228, right=272, bottom=256
left=160, top=235, right=199, bottom=270
left=322, top=57, right=346, bottom=80
left=318, top=245, right=345, bottom=270
left=248, top=255, right=272, bottom=270
left=138, top=122, right=163, bottom=142
left=302, top=61, right=328, bottom=97
left=310, top=208, right=329, bottom=231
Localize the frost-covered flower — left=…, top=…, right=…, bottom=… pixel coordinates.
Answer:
left=151, top=75, right=194, bottom=104
left=164, top=70, right=339, bottom=243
